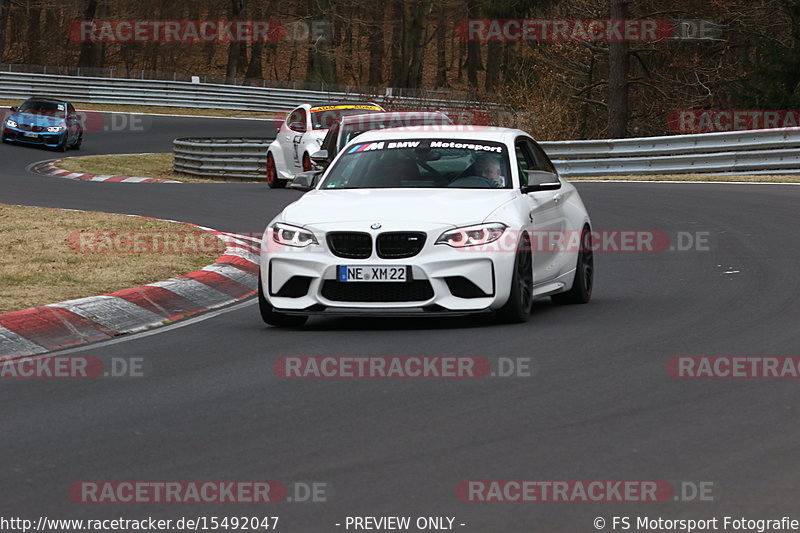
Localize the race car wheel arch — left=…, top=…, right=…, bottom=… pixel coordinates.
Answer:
left=258, top=272, right=308, bottom=327
left=266, top=151, right=287, bottom=189
left=497, top=232, right=534, bottom=323
left=551, top=225, right=593, bottom=305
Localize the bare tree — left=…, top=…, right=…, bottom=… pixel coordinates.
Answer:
left=0, top=0, right=10, bottom=63
left=77, top=0, right=106, bottom=69
left=608, top=0, right=629, bottom=138
left=226, top=0, right=245, bottom=84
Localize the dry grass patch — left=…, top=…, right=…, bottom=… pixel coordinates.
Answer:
left=55, top=153, right=220, bottom=183
left=0, top=205, right=225, bottom=313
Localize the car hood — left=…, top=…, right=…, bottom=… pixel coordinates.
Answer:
left=10, top=113, right=65, bottom=127
left=282, top=188, right=517, bottom=226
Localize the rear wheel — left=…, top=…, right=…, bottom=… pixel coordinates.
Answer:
left=497, top=234, right=533, bottom=323
left=258, top=273, right=308, bottom=327
left=266, top=153, right=287, bottom=189
left=551, top=226, right=593, bottom=305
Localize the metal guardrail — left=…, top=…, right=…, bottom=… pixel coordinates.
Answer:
left=0, top=71, right=496, bottom=114
left=175, top=128, right=800, bottom=181
left=173, top=138, right=270, bottom=180
left=541, top=128, right=800, bottom=177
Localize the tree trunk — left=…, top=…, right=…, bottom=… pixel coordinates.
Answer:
left=225, top=0, right=246, bottom=84
left=435, top=3, right=448, bottom=87
left=306, top=0, right=337, bottom=84
left=608, top=0, right=629, bottom=138
left=367, top=2, right=385, bottom=86
left=465, top=0, right=482, bottom=88
left=485, top=41, right=500, bottom=91
left=77, top=0, right=106, bottom=70
left=0, top=0, right=11, bottom=64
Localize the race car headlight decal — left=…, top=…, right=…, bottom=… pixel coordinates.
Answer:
left=271, top=222, right=318, bottom=248
left=5, top=119, right=17, bottom=128
left=46, top=126, right=64, bottom=133
left=435, top=223, right=507, bottom=248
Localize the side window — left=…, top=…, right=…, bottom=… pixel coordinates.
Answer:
left=527, top=140, right=557, bottom=174
left=67, top=103, right=75, bottom=115
left=287, top=109, right=306, bottom=132
left=321, top=123, right=338, bottom=155
left=514, top=138, right=537, bottom=186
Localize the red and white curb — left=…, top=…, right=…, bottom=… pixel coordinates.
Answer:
left=33, top=159, right=182, bottom=183
left=0, top=223, right=260, bottom=359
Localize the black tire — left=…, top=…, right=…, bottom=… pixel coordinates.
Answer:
left=266, top=153, right=287, bottom=189
left=497, top=234, right=534, bottom=323
left=551, top=226, right=593, bottom=305
left=55, top=134, right=68, bottom=152
left=258, top=273, right=308, bottom=327
left=71, top=131, right=83, bottom=150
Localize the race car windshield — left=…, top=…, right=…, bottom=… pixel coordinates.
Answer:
left=320, top=139, right=511, bottom=189
left=310, top=105, right=383, bottom=130
left=17, top=100, right=66, bottom=117
left=339, top=116, right=452, bottom=149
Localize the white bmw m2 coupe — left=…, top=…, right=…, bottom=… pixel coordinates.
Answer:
left=259, top=126, right=593, bottom=326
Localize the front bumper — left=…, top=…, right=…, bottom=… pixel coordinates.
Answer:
left=260, top=225, right=517, bottom=315
left=2, top=127, right=64, bottom=147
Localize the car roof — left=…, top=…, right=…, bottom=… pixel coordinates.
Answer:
left=350, top=125, right=529, bottom=144
left=302, top=101, right=381, bottom=110
left=24, top=96, right=69, bottom=104
left=339, top=111, right=449, bottom=125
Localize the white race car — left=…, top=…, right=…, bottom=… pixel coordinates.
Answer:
left=258, top=126, right=593, bottom=326
left=266, top=102, right=384, bottom=188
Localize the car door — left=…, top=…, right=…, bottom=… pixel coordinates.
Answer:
left=282, top=108, right=307, bottom=172
left=515, top=136, right=565, bottom=284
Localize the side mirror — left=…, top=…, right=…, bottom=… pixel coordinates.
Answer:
left=310, top=150, right=329, bottom=169
left=289, top=121, right=306, bottom=132
left=521, top=170, right=562, bottom=193
left=289, top=171, right=322, bottom=191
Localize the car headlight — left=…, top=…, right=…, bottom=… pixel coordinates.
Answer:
left=47, top=126, right=64, bottom=133
left=271, top=222, right=318, bottom=248
left=435, top=223, right=508, bottom=248
left=5, top=119, right=17, bottom=128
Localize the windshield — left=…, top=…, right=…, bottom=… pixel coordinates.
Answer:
left=17, top=100, right=66, bottom=117
left=310, top=104, right=383, bottom=130
left=320, top=138, right=511, bottom=189
left=339, top=115, right=453, bottom=149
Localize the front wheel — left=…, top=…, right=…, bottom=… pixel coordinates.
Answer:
left=55, top=134, right=68, bottom=152
left=551, top=226, right=593, bottom=305
left=258, top=273, right=308, bottom=327
left=266, top=153, right=287, bottom=189
left=497, top=234, right=533, bottom=323
left=70, top=131, right=83, bottom=150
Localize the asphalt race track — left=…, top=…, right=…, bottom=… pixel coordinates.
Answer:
left=1, top=112, right=800, bottom=531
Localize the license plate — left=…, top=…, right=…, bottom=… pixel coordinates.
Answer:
left=23, top=132, right=38, bottom=138
left=338, top=265, right=408, bottom=282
